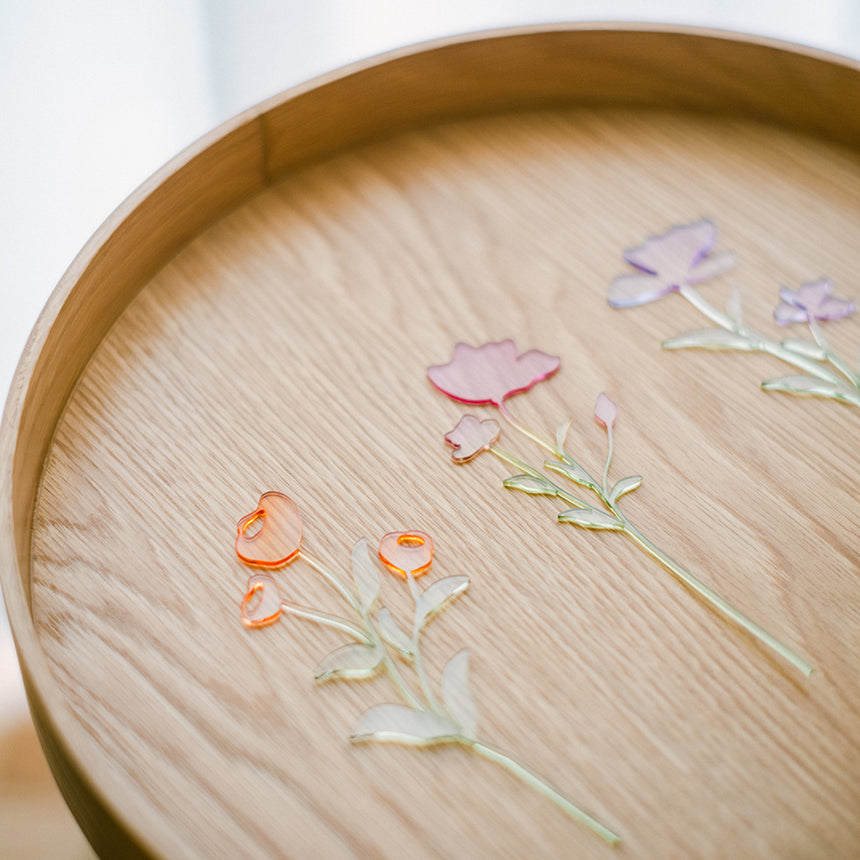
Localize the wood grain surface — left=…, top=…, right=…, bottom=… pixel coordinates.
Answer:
left=3, top=26, right=860, bottom=859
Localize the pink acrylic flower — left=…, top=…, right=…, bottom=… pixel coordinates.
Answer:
left=593, top=393, right=617, bottom=429
left=427, top=340, right=560, bottom=407
left=609, top=218, right=736, bottom=308
left=773, top=278, right=855, bottom=326
left=444, top=415, right=501, bottom=463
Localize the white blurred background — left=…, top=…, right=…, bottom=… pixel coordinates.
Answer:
left=1, top=3, right=858, bottom=855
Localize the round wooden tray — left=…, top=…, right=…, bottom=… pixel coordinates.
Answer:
left=3, top=24, right=860, bottom=859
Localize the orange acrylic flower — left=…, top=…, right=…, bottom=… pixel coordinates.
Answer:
left=444, top=414, right=501, bottom=463
left=236, top=491, right=303, bottom=568
left=240, top=574, right=284, bottom=628
left=378, top=531, right=433, bottom=579
left=427, top=340, right=560, bottom=408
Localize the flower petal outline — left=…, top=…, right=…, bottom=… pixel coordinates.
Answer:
left=774, top=278, right=855, bottom=326
left=609, top=218, right=736, bottom=308
left=444, top=415, right=501, bottom=463
left=427, top=340, right=560, bottom=406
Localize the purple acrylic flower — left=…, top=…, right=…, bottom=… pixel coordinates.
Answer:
left=609, top=218, right=736, bottom=308
left=773, top=278, right=855, bottom=326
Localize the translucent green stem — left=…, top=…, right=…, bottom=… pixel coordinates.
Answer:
left=468, top=740, right=621, bottom=845
left=491, top=447, right=591, bottom=510
left=298, top=550, right=362, bottom=613
left=550, top=445, right=811, bottom=675
left=757, top=340, right=844, bottom=384
left=602, top=426, right=614, bottom=495
left=677, top=283, right=736, bottom=330
left=378, top=643, right=425, bottom=711
left=808, top=318, right=860, bottom=389
left=296, top=551, right=426, bottom=708
left=356, top=603, right=425, bottom=711
left=491, top=446, right=552, bottom=481
left=676, top=285, right=844, bottom=385
left=491, top=398, right=812, bottom=674
left=281, top=603, right=372, bottom=644
left=498, top=400, right=558, bottom=455
left=620, top=519, right=813, bottom=677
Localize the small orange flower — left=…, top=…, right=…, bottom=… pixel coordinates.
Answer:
left=445, top=415, right=501, bottom=463
left=236, top=491, right=303, bottom=568
left=378, top=531, right=433, bottom=579
left=240, top=574, right=284, bottom=628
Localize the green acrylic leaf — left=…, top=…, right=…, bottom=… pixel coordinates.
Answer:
left=377, top=608, right=413, bottom=657
left=761, top=375, right=859, bottom=402
left=544, top=459, right=595, bottom=489
left=351, top=538, right=380, bottom=611
left=417, top=575, right=469, bottom=622
left=314, top=643, right=383, bottom=682
left=779, top=338, right=827, bottom=361
left=351, top=705, right=460, bottom=745
left=441, top=650, right=478, bottom=737
left=556, top=419, right=572, bottom=454
left=503, top=474, right=556, bottom=496
left=662, top=328, right=753, bottom=351
left=609, top=475, right=642, bottom=503
left=725, top=287, right=743, bottom=326
left=558, top=508, right=624, bottom=530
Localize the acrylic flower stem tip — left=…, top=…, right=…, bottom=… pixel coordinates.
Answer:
left=621, top=521, right=813, bottom=677
left=470, top=741, right=621, bottom=845
left=566, top=401, right=812, bottom=677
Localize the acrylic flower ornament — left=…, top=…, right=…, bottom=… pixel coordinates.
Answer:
left=235, top=491, right=303, bottom=568
left=593, top=392, right=617, bottom=429
left=428, top=340, right=813, bottom=676
left=773, top=278, right=855, bottom=325
left=237, top=509, right=622, bottom=844
left=427, top=340, right=560, bottom=407
left=378, top=531, right=434, bottom=579
left=241, top=574, right=284, bottom=628
left=444, top=415, right=501, bottom=463
left=608, top=218, right=736, bottom=307
left=612, top=218, right=860, bottom=409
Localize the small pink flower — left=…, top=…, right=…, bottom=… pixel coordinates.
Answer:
left=594, top=393, right=617, bottom=429
left=773, top=278, right=855, bottom=326
left=609, top=218, right=736, bottom=308
left=444, top=415, right=501, bottom=463
left=427, top=340, right=560, bottom=407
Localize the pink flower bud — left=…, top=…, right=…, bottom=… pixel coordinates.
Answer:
left=594, top=392, right=617, bottom=429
